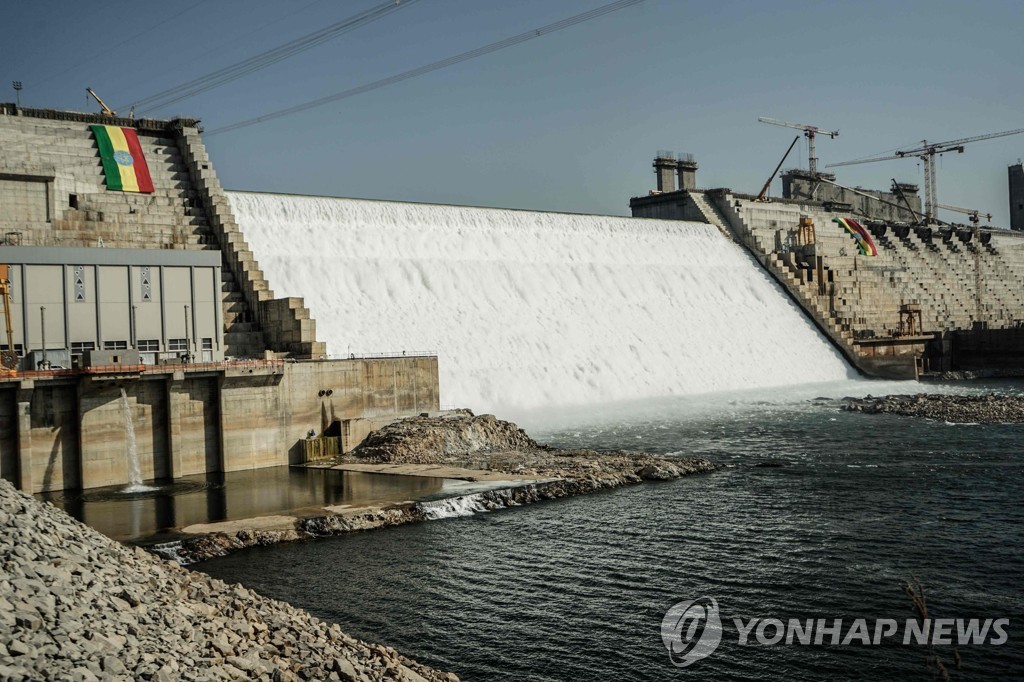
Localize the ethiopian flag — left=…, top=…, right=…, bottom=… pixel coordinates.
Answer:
left=90, top=125, right=154, bottom=193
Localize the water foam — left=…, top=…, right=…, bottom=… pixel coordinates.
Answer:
left=229, top=192, right=855, bottom=412
left=417, top=493, right=491, bottom=520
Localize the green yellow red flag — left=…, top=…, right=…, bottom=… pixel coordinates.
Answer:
left=90, top=125, right=154, bottom=193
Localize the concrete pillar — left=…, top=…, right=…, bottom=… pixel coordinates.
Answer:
left=167, top=373, right=184, bottom=479
left=677, top=156, right=699, bottom=190
left=653, top=155, right=676, bottom=193
left=1010, top=163, right=1024, bottom=232
left=16, top=383, right=33, bottom=492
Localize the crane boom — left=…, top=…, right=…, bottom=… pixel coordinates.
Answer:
left=85, top=87, right=116, bottom=117
left=758, top=116, right=838, bottom=176
left=826, top=126, right=1024, bottom=222
left=937, top=203, right=991, bottom=224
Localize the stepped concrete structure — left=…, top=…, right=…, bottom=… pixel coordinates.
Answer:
left=0, top=105, right=439, bottom=493
left=632, top=156, right=1024, bottom=378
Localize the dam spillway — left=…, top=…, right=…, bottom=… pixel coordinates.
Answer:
left=229, top=192, right=855, bottom=413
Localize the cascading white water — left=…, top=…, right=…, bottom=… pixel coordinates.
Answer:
left=119, top=388, right=154, bottom=493
left=229, top=192, right=855, bottom=413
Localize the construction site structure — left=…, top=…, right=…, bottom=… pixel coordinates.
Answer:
left=758, top=117, right=839, bottom=176
left=827, top=128, right=1024, bottom=223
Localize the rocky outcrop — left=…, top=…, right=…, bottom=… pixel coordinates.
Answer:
left=0, top=479, right=454, bottom=682
left=350, top=412, right=714, bottom=480
left=353, top=411, right=538, bottom=463
left=841, top=393, right=1024, bottom=423
left=165, top=413, right=716, bottom=564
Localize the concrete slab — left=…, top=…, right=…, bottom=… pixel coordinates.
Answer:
left=330, top=462, right=547, bottom=482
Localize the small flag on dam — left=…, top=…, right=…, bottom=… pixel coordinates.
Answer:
left=90, top=125, right=154, bottom=193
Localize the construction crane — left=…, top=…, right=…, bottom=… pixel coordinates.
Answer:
left=827, top=127, right=1024, bottom=223
left=937, top=202, right=992, bottom=227
left=758, top=117, right=839, bottom=176
left=85, top=87, right=116, bottom=117
left=0, top=265, right=17, bottom=372
left=756, top=135, right=800, bottom=201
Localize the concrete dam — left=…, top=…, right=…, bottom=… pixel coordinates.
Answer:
left=5, top=105, right=1020, bottom=495
left=228, top=192, right=855, bottom=414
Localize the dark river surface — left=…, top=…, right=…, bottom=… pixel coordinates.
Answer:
left=197, top=380, right=1024, bottom=680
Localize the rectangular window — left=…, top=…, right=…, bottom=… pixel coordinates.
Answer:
left=137, top=339, right=159, bottom=352
left=167, top=338, right=188, bottom=351
left=201, top=338, right=213, bottom=350
left=0, top=343, right=24, bottom=356
left=71, top=341, right=95, bottom=354
left=103, top=340, right=128, bottom=350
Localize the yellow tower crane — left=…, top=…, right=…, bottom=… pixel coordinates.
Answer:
left=0, top=264, right=18, bottom=372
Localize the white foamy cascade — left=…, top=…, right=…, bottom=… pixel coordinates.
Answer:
left=418, top=494, right=491, bottom=520
left=119, top=388, right=155, bottom=493
left=229, top=192, right=855, bottom=413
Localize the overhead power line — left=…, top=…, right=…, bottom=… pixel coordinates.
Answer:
left=127, top=0, right=420, bottom=114
left=32, top=1, right=206, bottom=88
left=115, top=0, right=328, bottom=107
left=207, top=0, right=646, bottom=137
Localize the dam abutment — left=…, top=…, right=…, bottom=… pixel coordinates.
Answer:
left=0, top=355, right=439, bottom=493
left=0, top=106, right=440, bottom=493
left=631, top=168, right=1024, bottom=379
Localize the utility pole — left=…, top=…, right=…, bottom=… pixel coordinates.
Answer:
left=12, top=81, right=22, bottom=108
left=40, top=306, right=47, bottom=370
left=183, top=305, right=190, bottom=363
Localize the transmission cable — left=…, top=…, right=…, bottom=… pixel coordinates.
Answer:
left=207, top=0, right=646, bottom=136
left=128, top=0, right=420, bottom=114
left=115, top=0, right=328, bottom=109
left=31, top=1, right=206, bottom=88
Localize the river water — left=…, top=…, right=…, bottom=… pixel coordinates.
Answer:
left=199, top=380, right=1024, bottom=680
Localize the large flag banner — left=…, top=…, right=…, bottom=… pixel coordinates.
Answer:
left=90, top=125, right=154, bottom=193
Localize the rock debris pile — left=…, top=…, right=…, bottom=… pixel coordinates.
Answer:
left=170, top=413, right=716, bottom=564
left=350, top=412, right=716, bottom=486
left=0, top=478, right=454, bottom=682
left=353, top=410, right=538, bottom=463
left=841, top=393, right=1024, bottom=423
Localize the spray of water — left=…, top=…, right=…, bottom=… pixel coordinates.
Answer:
left=230, top=192, right=855, bottom=414
left=119, top=388, right=156, bottom=493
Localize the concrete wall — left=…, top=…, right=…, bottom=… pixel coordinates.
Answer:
left=24, top=382, right=80, bottom=492
left=1011, top=163, right=1024, bottom=232
left=0, top=388, right=17, bottom=485
left=629, top=190, right=707, bottom=222
left=78, top=379, right=169, bottom=489
left=781, top=171, right=922, bottom=223
left=168, top=377, right=220, bottom=477
left=2, top=355, right=440, bottom=493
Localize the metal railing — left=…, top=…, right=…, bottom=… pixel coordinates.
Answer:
left=322, top=350, right=438, bottom=361
left=302, top=436, right=341, bottom=463
left=2, top=358, right=284, bottom=380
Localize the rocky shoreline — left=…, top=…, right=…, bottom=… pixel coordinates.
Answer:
left=0, top=478, right=455, bottom=682
left=161, top=412, right=716, bottom=564
left=841, top=393, right=1024, bottom=423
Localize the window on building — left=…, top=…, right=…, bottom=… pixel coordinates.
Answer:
left=137, top=339, right=159, bottom=352
left=103, top=340, right=128, bottom=350
left=200, top=337, right=214, bottom=362
left=71, top=341, right=95, bottom=354
left=0, top=343, right=24, bottom=356
left=167, top=338, right=188, bottom=351
left=69, top=193, right=78, bottom=209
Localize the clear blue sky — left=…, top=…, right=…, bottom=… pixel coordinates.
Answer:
left=4, top=0, right=1022, bottom=225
